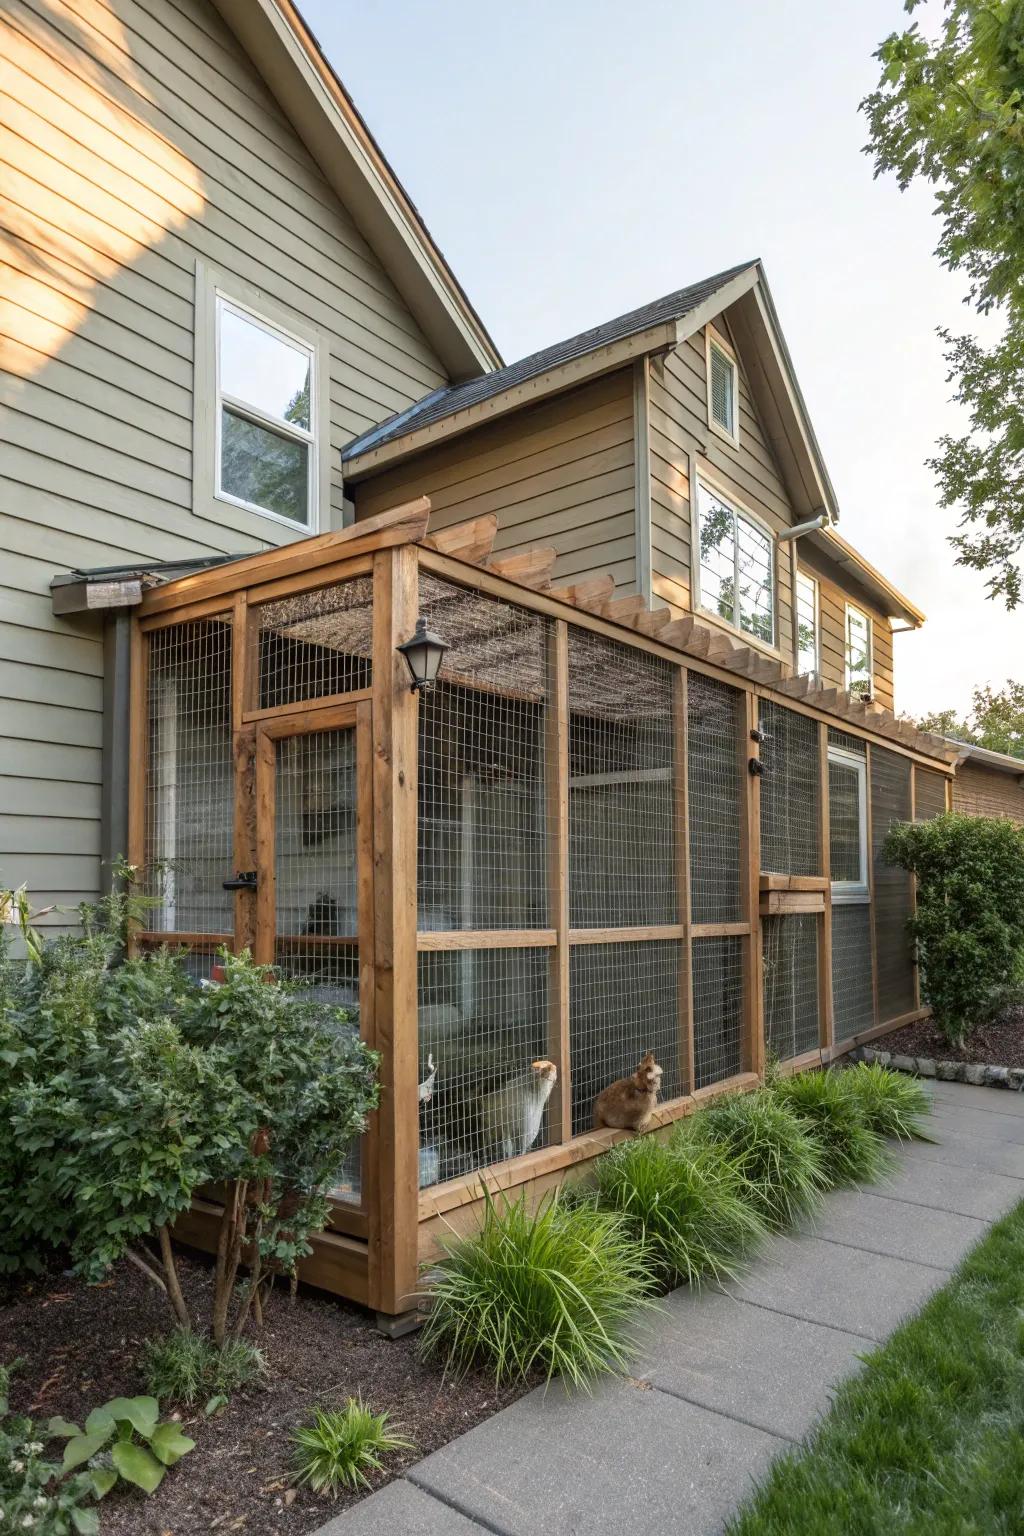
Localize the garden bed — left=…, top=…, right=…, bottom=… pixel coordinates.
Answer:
left=0, top=1252, right=527, bottom=1536
left=865, top=1004, right=1024, bottom=1087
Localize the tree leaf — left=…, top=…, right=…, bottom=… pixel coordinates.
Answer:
left=111, top=1440, right=166, bottom=1494
left=149, top=1422, right=196, bottom=1466
left=89, top=1466, right=118, bottom=1499
left=63, top=1429, right=112, bottom=1471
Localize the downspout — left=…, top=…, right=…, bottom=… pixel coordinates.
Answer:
left=100, top=613, right=133, bottom=894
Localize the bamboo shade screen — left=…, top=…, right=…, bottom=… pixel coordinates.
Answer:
left=144, top=618, right=234, bottom=935
left=915, top=767, right=948, bottom=820
left=763, top=913, right=820, bottom=1060
left=254, top=577, right=373, bottom=710
left=871, top=747, right=916, bottom=1021
left=759, top=701, right=820, bottom=876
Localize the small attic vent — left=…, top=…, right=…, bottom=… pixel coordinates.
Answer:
left=709, top=338, right=737, bottom=440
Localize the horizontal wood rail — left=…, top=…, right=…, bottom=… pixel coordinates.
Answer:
left=416, top=929, right=556, bottom=950
left=136, top=931, right=231, bottom=949
left=243, top=688, right=372, bottom=725
left=567, top=925, right=685, bottom=944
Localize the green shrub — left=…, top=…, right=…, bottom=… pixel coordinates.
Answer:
left=141, top=1330, right=267, bottom=1407
left=841, top=1062, right=933, bottom=1142
left=47, top=1395, right=194, bottom=1499
left=771, top=1071, right=889, bottom=1188
left=419, top=1188, right=655, bottom=1387
left=884, top=813, right=1024, bottom=1044
left=684, top=1091, right=827, bottom=1230
left=290, top=1399, right=412, bottom=1495
left=594, top=1135, right=766, bottom=1288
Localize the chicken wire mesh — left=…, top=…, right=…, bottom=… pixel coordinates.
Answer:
left=692, top=935, right=745, bottom=1087
left=688, top=673, right=743, bottom=923
left=417, top=946, right=552, bottom=1187
left=871, top=746, right=916, bottom=1021
left=763, top=914, right=820, bottom=1060
left=759, top=701, right=820, bottom=876
left=417, top=575, right=551, bottom=931
left=145, top=618, right=234, bottom=934
left=568, top=629, right=676, bottom=927
left=831, top=904, right=874, bottom=1040
left=568, top=941, right=682, bottom=1134
left=915, top=767, right=948, bottom=820
left=254, top=576, right=373, bottom=711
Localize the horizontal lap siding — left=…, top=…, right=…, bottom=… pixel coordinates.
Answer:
left=952, top=762, right=1024, bottom=825
left=798, top=549, right=896, bottom=710
left=1, top=0, right=449, bottom=912
left=353, top=371, right=638, bottom=590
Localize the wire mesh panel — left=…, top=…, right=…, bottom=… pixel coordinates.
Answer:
left=688, top=673, right=744, bottom=922
left=763, top=914, right=819, bottom=1060
left=417, top=575, right=550, bottom=931
left=255, top=576, right=373, bottom=711
left=871, top=747, right=916, bottom=1021
left=568, top=941, right=682, bottom=1134
left=692, top=936, right=745, bottom=1087
left=145, top=618, right=234, bottom=934
left=568, top=629, right=676, bottom=926
left=828, top=757, right=864, bottom=883
left=759, top=701, right=820, bottom=876
left=136, top=940, right=222, bottom=984
left=418, top=946, right=551, bottom=1187
left=915, top=767, right=948, bottom=820
left=831, top=904, right=874, bottom=1040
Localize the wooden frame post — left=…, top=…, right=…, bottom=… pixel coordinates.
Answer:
left=817, top=720, right=833, bottom=1050
left=674, top=669, right=694, bottom=1095
left=368, top=543, right=420, bottom=1316
left=546, top=621, right=571, bottom=1142
left=231, top=593, right=258, bottom=955
left=744, top=691, right=764, bottom=1078
left=126, top=618, right=148, bottom=955
left=864, top=742, right=879, bottom=1030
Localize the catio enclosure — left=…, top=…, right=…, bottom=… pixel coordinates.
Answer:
left=128, top=502, right=952, bottom=1316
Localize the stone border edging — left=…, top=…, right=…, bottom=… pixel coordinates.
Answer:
left=854, top=1044, right=1024, bottom=1091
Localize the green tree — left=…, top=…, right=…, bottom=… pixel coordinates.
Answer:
left=917, top=678, right=1024, bottom=758
left=862, top=1, right=1024, bottom=605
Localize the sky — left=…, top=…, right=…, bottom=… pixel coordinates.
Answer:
left=302, top=0, right=1020, bottom=721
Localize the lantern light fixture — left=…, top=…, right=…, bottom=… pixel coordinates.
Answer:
left=397, top=616, right=447, bottom=692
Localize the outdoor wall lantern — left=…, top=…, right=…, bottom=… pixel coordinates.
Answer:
left=397, top=617, right=447, bottom=692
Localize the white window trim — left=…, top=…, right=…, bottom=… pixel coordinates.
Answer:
left=795, top=568, right=820, bottom=679
left=692, top=471, right=778, bottom=652
left=193, top=260, right=332, bottom=537
left=844, top=602, right=874, bottom=698
left=828, top=745, right=869, bottom=904
left=705, top=323, right=740, bottom=447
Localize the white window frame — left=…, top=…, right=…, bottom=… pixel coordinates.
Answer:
left=844, top=602, right=874, bottom=698
left=795, top=569, right=820, bottom=679
left=828, top=745, right=869, bottom=904
left=693, top=475, right=777, bottom=650
left=192, top=261, right=332, bottom=536
left=705, top=324, right=740, bottom=446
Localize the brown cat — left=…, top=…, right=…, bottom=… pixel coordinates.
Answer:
left=592, top=1051, right=663, bottom=1133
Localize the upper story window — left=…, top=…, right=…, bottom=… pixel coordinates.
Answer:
left=706, top=327, right=739, bottom=444
left=696, top=480, right=775, bottom=645
left=845, top=603, right=873, bottom=699
left=828, top=744, right=868, bottom=902
left=216, top=296, right=316, bottom=529
left=795, top=570, right=819, bottom=678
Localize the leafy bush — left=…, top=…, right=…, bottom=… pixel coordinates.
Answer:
left=140, top=1331, right=266, bottom=1408
left=684, top=1091, right=828, bottom=1230
left=594, top=1135, right=766, bottom=1288
left=771, top=1071, right=889, bottom=1189
left=0, top=1416, right=98, bottom=1535
left=419, top=1188, right=655, bottom=1387
left=884, top=813, right=1024, bottom=1044
left=290, top=1400, right=412, bottom=1495
left=840, top=1062, right=933, bottom=1143
left=47, top=1396, right=193, bottom=1498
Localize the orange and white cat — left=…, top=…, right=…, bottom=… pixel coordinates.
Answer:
left=593, top=1051, right=663, bottom=1133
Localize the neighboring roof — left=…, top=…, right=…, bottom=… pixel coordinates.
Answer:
left=342, top=261, right=756, bottom=460
left=810, top=527, right=926, bottom=630
left=208, top=0, right=500, bottom=380
left=947, top=739, right=1024, bottom=779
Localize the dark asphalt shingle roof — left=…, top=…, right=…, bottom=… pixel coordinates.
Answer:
left=342, top=260, right=758, bottom=461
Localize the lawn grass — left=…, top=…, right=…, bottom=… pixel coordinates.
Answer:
left=727, top=1196, right=1024, bottom=1535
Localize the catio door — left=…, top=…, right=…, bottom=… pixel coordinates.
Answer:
left=253, top=701, right=374, bottom=1233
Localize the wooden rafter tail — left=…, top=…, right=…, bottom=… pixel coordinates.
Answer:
left=657, top=614, right=699, bottom=648
left=627, top=607, right=673, bottom=638
left=548, top=573, right=615, bottom=607
left=755, top=656, right=786, bottom=684
left=595, top=593, right=648, bottom=625
left=423, top=513, right=498, bottom=565
left=706, top=631, right=743, bottom=666
left=680, top=625, right=714, bottom=660
left=487, top=545, right=558, bottom=590
left=775, top=675, right=813, bottom=699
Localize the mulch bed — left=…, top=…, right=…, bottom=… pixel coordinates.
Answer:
left=879, top=1005, right=1024, bottom=1069
left=0, top=1251, right=527, bottom=1535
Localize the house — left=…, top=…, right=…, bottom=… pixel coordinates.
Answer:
left=3, top=0, right=962, bottom=1317
left=946, top=742, right=1024, bottom=824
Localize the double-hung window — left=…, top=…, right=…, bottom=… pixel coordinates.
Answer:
left=216, top=296, right=316, bottom=529
left=795, top=570, right=819, bottom=678
left=828, top=745, right=868, bottom=902
left=696, top=480, right=775, bottom=645
left=845, top=603, right=873, bottom=699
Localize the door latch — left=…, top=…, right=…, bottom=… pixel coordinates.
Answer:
left=222, top=870, right=258, bottom=891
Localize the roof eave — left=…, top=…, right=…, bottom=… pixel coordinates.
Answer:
left=949, top=740, right=1024, bottom=778
left=815, top=527, right=926, bottom=628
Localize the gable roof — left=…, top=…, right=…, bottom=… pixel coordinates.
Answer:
left=209, top=0, right=500, bottom=380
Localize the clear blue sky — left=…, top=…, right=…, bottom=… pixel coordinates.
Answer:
left=303, top=0, right=1018, bottom=721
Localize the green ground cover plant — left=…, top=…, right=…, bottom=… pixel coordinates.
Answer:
left=290, top=1400, right=412, bottom=1495
left=140, top=1330, right=267, bottom=1409
left=839, top=1061, right=932, bottom=1143
left=771, top=1071, right=890, bottom=1189
left=727, top=1195, right=1024, bottom=1535
left=681, top=1091, right=829, bottom=1230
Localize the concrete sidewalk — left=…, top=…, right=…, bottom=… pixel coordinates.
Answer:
left=319, top=1081, right=1024, bottom=1536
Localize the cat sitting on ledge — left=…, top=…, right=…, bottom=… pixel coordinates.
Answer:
left=592, top=1051, right=663, bottom=1133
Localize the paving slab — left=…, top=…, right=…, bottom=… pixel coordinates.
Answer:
left=928, top=1103, right=1024, bottom=1146
left=898, top=1124, right=1024, bottom=1180
left=927, top=1082, right=1024, bottom=1117
left=728, top=1232, right=944, bottom=1341
left=315, top=1478, right=485, bottom=1534
left=876, top=1153, right=1024, bottom=1221
left=634, top=1286, right=864, bottom=1442
left=798, top=1187, right=987, bottom=1271
left=408, top=1376, right=782, bottom=1536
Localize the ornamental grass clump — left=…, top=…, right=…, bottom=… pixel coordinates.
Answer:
left=840, top=1061, right=933, bottom=1143
left=290, top=1399, right=412, bottom=1495
left=141, top=1330, right=267, bottom=1408
left=772, top=1070, right=890, bottom=1189
left=684, top=1091, right=827, bottom=1231
left=419, top=1187, right=655, bottom=1388
left=595, top=1135, right=767, bottom=1289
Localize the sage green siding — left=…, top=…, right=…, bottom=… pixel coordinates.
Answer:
left=1, top=0, right=448, bottom=924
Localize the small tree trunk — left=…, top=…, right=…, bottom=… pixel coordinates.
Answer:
left=212, top=1180, right=247, bottom=1347
left=157, top=1225, right=192, bottom=1333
